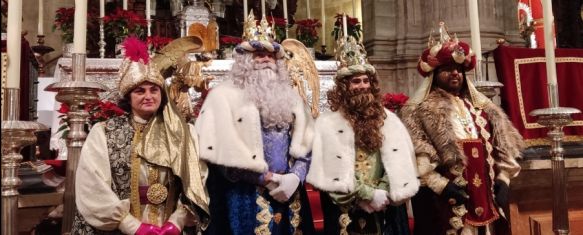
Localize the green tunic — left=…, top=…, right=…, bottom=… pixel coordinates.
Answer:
left=328, top=148, right=390, bottom=234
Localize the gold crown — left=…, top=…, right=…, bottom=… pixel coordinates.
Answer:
left=242, top=11, right=276, bottom=42
left=334, top=36, right=375, bottom=78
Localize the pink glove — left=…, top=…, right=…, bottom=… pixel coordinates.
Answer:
left=269, top=173, right=300, bottom=203
left=159, top=222, right=181, bottom=235
left=135, top=223, right=161, bottom=235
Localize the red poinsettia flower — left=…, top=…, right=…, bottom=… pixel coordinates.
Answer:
left=219, top=35, right=243, bottom=48
left=147, top=35, right=173, bottom=52
left=382, top=93, right=409, bottom=112
left=57, top=103, right=70, bottom=114
left=295, top=18, right=321, bottom=47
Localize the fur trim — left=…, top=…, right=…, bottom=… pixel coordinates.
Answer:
left=401, top=89, right=525, bottom=170
left=307, top=109, right=420, bottom=202
left=193, top=82, right=313, bottom=173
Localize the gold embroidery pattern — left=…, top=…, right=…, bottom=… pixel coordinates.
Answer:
left=338, top=208, right=352, bottom=235
left=475, top=207, right=484, bottom=217
left=471, top=147, right=479, bottom=158
left=255, top=193, right=273, bottom=235
left=472, top=173, right=482, bottom=188
left=289, top=192, right=303, bottom=235
left=469, top=104, right=497, bottom=193
left=129, top=120, right=145, bottom=219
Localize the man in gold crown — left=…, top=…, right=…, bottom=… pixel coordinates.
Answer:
left=73, top=37, right=210, bottom=235
left=400, top=23, right=524, bottom=235
left=306, top=36, right=419, bottom=235
left=194, top=12, right=315, bottom=235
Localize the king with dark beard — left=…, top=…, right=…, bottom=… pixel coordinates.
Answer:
left=306, top=36, right=419, bottom=235
left=194, top=12, right=315, bottom=235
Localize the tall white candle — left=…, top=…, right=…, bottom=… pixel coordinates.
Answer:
left=261, top=0, right=265, bottom=16
left=542, top=0, right=558, bottom=105
left=73, top=0, right=87, bottom=54
left=7, top=0, right=22, bottom=88
left=38, top=0, right=44, bottom=35
left=99, top=0, right=104, bottom=18
left=123, top=0, right=127, bottom=10
left=244, top=0, right=248, bottom=19
left=321, top=0, right=325, bottom=45
left=352, top=0, right=356, bottom=17
left=467, top=0, right=482, bottom=61
left=306, top=0, right=310, bottom=18
left=283, top=0, right=288, bottom=38
left=146, top=0, right=151, bottom=37
left=342, top=13, right=348, bottom=39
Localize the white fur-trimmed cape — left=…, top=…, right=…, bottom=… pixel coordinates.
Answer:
left=306, top=109, right=420, bottom=203
left=194, top=81, right=314, bottom=173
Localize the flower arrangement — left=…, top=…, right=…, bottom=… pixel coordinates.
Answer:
left=103, top=7, right=147, bottom=43
left=265, top=16, right=287, bottom=42
left=147, top=35, right=173, bottom=52
left=219, top=35, right=243, bottom=49
left=382, top=93, right=409, bottom=112
left=295, top=18, right=321, bottom=48
left=52, top=7, right=75, bottom=43
left=57, top=100, right=126, bottom=138
left=332, top=14, right=362, bottom=42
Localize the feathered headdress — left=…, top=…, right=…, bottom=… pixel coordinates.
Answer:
left=416, top=22, right=476, bottom=77
left=235, top=11, right=286, bottom=59
left=118, top=37, right=165, bottom=97
left=334, top=35, right=375, bottom=79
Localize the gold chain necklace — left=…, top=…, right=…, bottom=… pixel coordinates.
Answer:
left=453, top=97, right=474, bottom=138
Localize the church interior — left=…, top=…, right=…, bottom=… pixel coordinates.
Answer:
left=1, top=0, right=583, bottom=234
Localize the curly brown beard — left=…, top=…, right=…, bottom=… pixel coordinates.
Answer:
left=327, top=74, right=387, bottom=152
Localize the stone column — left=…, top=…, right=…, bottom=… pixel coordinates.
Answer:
left=362, top=0, right=524, bottom=95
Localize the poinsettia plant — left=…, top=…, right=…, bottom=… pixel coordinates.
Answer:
left=57, top=100, right=126, bottom=138
left=332, top=14, right=362, bottom=42
left=265, top=16, right=287, bottom=42
left=219, top=35, right=243, bottom=49
left=295, top=18, right=321, bottom=48
left=52, top=7, right=75, bottom=43
left=103, top=7, right=147, bottom=42
left=382, top=93, right=409, bottom=112
left=147, top=35, right=173, bottom=52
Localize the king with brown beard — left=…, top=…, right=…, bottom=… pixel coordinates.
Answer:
left=307, top=36, right=419, bottom=235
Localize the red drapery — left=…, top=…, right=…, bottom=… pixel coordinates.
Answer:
left=493, top=45, right=583, bottom=146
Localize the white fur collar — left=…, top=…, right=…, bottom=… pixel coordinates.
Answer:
left=194, top=82, right=314, bottom=173
left=306, top=109, right=420, bottom=203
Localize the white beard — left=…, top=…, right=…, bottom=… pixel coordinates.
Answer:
left=243, top=63, right=297, bottom=129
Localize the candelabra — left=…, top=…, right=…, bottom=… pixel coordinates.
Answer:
left=31, top=35, right=55, bottom=76
left=530, top=106, right=580, bottom=235
left=473, top=49, right=503, bottom=99
left=2, top=88, right=48, bottom=235
left=45, top=53, right=107, bottom=234
left=98, top=18, right=106, bottom=58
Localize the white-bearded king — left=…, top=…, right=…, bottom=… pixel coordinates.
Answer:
left=194, top=12, right=315, bottom=235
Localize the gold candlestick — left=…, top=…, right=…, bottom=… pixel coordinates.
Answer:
left=31, top=35, right=55, bottom=76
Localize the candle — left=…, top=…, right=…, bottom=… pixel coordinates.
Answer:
left=321, top=0, right=325, bottom=45
left=541, top=0, right=558, bottom=107
left=73, top=0, right=87, bottom=54
left=261, top=0, right=265, bottom=16
left=123, top=0, right=127, bottom=10
left=467, top=0, right=482, bottom=62
left=306, top=0, right=310, bottom=18
left=342, top=13, right=348, bottom=39
left=99, top=0, right=104, bottom=18
left=38, top=0, right=44, bottom=35
left=352, top=0, right=356, bottom=17
left=283, top=0, right=288, bottom=38
left=244, top=0, right=248, bottom=19
left=146, top=0, right=151, bottom=37
left=7, top=0, right=22, bottom=88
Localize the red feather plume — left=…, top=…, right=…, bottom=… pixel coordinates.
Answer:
left=122, top=36, right=149, bottom=64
